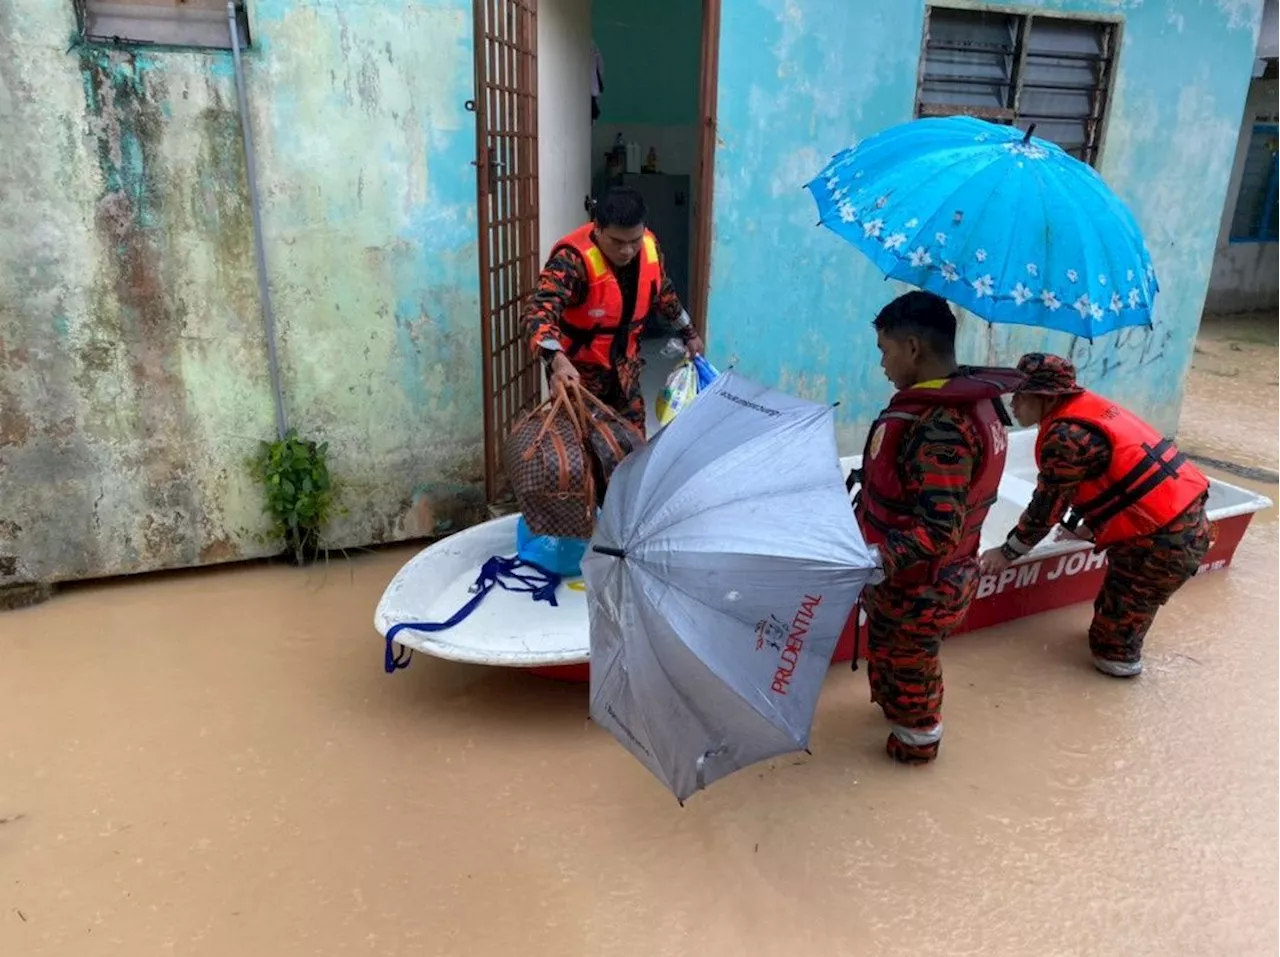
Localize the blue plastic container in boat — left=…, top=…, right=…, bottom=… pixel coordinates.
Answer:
left=515, top=515, right=589, bottom=577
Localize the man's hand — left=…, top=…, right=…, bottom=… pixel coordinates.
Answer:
left=684, top=333, right=705, bottom=359
left=549, top=352, right=582, bottom=392
left=979, top=547, right=1012, bottom=577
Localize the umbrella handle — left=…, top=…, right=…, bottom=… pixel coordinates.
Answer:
left=591, top=545, right=625, bottom=558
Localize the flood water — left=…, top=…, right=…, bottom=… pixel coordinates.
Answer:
left=1, top=319, right=1276, bottom=956
left=0, top=486, right=1274, bottom=957
left=1178, top=313, right=1278, bottom=474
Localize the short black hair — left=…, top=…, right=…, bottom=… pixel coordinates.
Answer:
left=593, top=187, right=647, bottom=229
left=873, top=291, right=957, bottom=358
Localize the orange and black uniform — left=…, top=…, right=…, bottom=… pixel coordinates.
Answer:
left=1000, top=354, right=1213, bottom=675
left=854, top=367, right=1023, bottom=763
left=521, top=224, right=695, bottom=429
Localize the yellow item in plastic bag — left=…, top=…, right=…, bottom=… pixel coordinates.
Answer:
left=655, top=358, right=698, bottom=426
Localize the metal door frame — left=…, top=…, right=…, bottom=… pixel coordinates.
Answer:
left=474, top=0, right=541, bottom=504
left=689, top=0, right=721, bottom=340
left=474, top=0, right=722, bottom=501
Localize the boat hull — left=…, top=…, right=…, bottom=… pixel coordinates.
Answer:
left=375, top=429, right=1271, bottom=683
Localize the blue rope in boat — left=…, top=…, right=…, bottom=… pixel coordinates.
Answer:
left=383, top=556, right=562, bottom=674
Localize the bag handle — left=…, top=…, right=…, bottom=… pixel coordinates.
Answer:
left=521, top=379, right=585, bottom=462
left=566, top=379, right=644, bottom=440
left=565, top=381, right=644, bottom=471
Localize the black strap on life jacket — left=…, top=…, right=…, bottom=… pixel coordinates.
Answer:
left=560, top=321, right=609, bottom=359
left=1072, top=438, right=1187, bottom=530
left=990, top=396, right=1013, bottom=427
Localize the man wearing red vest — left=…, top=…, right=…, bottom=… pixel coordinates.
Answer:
left=854, top=292, right=1024, bottom=764
left=979, top=354, right=1213, bottom=678
left=521, top=188, right=703, bottom=430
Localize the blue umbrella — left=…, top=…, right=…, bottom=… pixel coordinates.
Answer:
left=805, top=116, right=1158, bottom=340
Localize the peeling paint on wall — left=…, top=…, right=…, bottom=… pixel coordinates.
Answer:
left=1, top=0, right=1266, bottom=586
left=0, top=0, right=482, bottom=585
left=707, top=0, right=1265, bottom=449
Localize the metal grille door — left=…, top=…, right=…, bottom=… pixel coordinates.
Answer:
left=473, top=0, right=541, bottom=503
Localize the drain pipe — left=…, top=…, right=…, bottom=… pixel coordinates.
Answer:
left=228, top=1, right=288, bottom=441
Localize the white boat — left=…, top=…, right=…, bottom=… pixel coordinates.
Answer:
left=374, top=428, right=1272, bottom=681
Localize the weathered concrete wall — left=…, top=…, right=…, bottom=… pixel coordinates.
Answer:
left=1205, top=77, right=1279, bottom=314
left=0, top=0, right=483, bottom=585
left=707, top=0, right=1266, bottom=446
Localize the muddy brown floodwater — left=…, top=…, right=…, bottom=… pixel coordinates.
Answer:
left=1179, top=313, right=1279, bottom=476
left=1, top=318, right=1277, bottom=957
left=0, top=493, right=1274, bottom=957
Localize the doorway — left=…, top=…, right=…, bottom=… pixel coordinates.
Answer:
left=475, top=0, right=720, bottom=502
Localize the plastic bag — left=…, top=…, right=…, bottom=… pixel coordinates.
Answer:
left=656, top=358, right=698, bottom=426
left=516, top=514, right=589, bottom=577
left=655, top=347, right=722, bottom=427
left=693, top=354, right=720, bottom=389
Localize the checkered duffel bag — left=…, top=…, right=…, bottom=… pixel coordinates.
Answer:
left=503, top=381, right=648, bottom=539
left=504, top=382, right=597, bottom=540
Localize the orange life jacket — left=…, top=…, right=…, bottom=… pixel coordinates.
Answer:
left=555, top=223, right=662, bottom=371
left=1038, top=390, right=1209, bottom=546
left=854, top=368, right=1024, bottom=582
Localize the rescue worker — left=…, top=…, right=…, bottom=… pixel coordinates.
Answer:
left=979, top=354, right=1213, bottom=678
left=854, top=291, right=1024, bottom=765
left=521, top=188, right=703, bottom=431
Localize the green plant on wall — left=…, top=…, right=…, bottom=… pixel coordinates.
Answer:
left=247, top=429, right=334, bottom=565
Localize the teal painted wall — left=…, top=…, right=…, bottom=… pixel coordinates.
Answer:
left=592, top=0, right=701, bottom=125
left=0, top=0, right=483, bottom=584
left=0, top=0, right=1266, bottom=585
left=707, top=0, right=1265, bottom=448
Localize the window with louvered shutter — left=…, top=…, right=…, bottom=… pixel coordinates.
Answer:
left=917, top=7, right=1117, bottom=166
left=76, top=0, right=249, bottom=50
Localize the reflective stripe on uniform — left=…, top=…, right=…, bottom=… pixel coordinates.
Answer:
left=642, top=234, right=658, bottom=265
left=583, top=245, right=608, bottom=279
left=1093, top=656, right=1143, bottom=677
left=1004, top=534, right=1033, bottom=556
left=889, top=722, right=943, bottom=746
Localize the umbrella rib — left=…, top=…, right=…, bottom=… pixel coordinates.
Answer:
left=628, top=415, right=830, bottom=539
left=949, top=152, right=1024, bottom=276
left=591, top=576, right=687, bottom=796
left=890, top=148, right=1006, bottom=255
left=631, top=475, right=841, bottom=545
left=1033, top=154, right=1058, bottom=334
left=987, top=151, right=1037, bottom=329
left=1068, top=166, right=1157, bottom=306
left=629, top=573, right=787, bottom=777
left=1040, top=156, right=1106, bottom=339
left=627, top=562, right=835, bottom=737
left=888, top=151, right=1007, bottom=278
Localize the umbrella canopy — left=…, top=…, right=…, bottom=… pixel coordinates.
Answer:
left=805, top=115, right=1158, bottom=340
left=583, top=371, right=880, bottom=803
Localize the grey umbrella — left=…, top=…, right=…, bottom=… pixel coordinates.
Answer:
left=583, top=371, right=881, bottom=802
